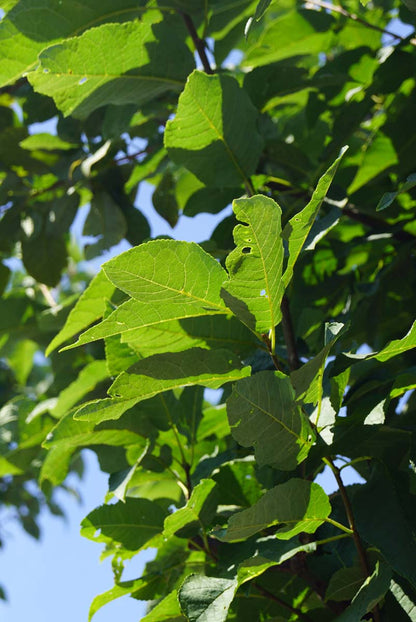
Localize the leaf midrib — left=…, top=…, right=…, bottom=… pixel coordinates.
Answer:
left=103, top=267, right=227, bottom=312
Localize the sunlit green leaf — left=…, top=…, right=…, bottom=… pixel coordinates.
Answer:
left=220, top=479, right=331, bottom=541
left=164, top=479, right=218, bottom=538
left=74, top=348, right=250, bottom=424
left=46, top=271, right=116, bottom=355
left=165, top=71, right=263, bottom=187
left=243, top=9, right=335, bottom=68
left=0, top=0, right=146, bottom=86
left=29, top=16, right=194, bottom=118
left=221, top=195, right=285, bottom=334
left=282, top=148, right=347, bottom=288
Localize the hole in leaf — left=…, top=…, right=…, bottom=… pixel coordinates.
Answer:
left=242, top=247, right=251, bottom=254
left=260, top=289, right=266, bottom=296
left=79, top=77, right=87, bottom=85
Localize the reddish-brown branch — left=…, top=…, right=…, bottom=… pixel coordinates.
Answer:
left=179, top=12, right=214, bottom=74
left=281, top=294, right=301, bottom=371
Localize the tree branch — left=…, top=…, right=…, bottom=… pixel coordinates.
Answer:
left=304, top=0, right=415, bottom=45
left=39, top=284, right=57, bottom=307
left=342, top=204, right=415, bottom=243
left=280, top=294, right=301, bottom=371
left=253, top=583, right=315, bottom=621
left=179, top=12, right=214, bottom=74
left=324, top=458, right=381, bottom=622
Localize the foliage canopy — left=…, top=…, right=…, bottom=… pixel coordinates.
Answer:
left=1, top=0, right=416, bottom=620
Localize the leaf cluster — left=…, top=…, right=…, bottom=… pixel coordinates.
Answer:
left=0, top=0, right=416, bottom=619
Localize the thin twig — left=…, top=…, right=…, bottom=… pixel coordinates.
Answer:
left=262, top=332, right=281, bottom=370
left=254, top=584, right=314, bottom=622
left=342, top=204, right=415, bottom=243
left=323, top=458, right=381, bottom=622
left=179, top=12, right=214, bottom=74
left=323, top=458, right=369, bottom=574
left=280, top=294, right=301, bottom=371
left=39, top=284, right=57, bottom=307
left=305, top=0, right=414, bottom=44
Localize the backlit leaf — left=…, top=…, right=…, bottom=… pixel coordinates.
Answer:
left=0, top=0, right=145, bottom=86
left=74, top=348, right=251, bottom=424
left=165, top=71, right=263, bottom=187
left=46, top=270, right=116, bottom=355
left=29, top=16, right=194, bottom=118
left=282, top=147, right=347, bottom=288
left=221, top=195, right=285, bottom=334
left=103, top=239, right=228, bottom=313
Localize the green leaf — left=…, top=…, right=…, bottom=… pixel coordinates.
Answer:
left=70, top=309, right=258, bottom=360
left=371, top=320, right=416, bottom=362
left=0, top=0, right=146, bottom=87
left=221, top=195, right=285, bottom=334
left=227, top=371, right=314, bottom=470
left=377, top=172, right=416, bottom=211
left=83, top=192, right=127, bottom=260
left=22, top=230, right=67, bottom=287
left=163, top=479, right=218, bottom=538
left=0, top=262, right=10, bottom=296
left=108, top=443, right=149, bottom=502
left=153, top=171, right=180, bottom=227
left=80, top=498, right=167, bottom=550
left=236, top=539, right=318, bottom=586
left=141, top=590, right=185, bottom=621
left=179, top=575, right=238, bottom=622
left=243, top=9, right=335, bottom=68
left=220, top=479, right=331, bottom=541
left=348, top=134, right=398, bottom=194
left=254, top=0, right=272, bottom=21
left=335, top=562, right=392, bottom=621
left=89, top=578, right=146, bottom=621
left=282, top=147, right=347, bottom=288
left=29, top=16, right=194, bottom=118
left=165, top=71, right=263, bottom=187
left=46, top=270, right=116, bottom=355
left=390, top=368, right=416, bottom=398
left=340, top=320, right=416, bottom=367
left=353, top=466, right=416, bottom=587
left=40, top=411, right=145, bottom=485
left=291, top=322, right=344, bottom=407
left=109, top=348, right=250, bottom=398
left=102, top=239, right=228, bottom=313
left=213, top=461, right=263, bottom=508
left=326, top=566, right=365, bottom=602
left=51, top=360, right=108, bottom=417
left=390, top=579, right=416, bottom=621
left=19, top=133, right=78, bottom=151
left=74, top=348, right=250, bottom=424
left=0, top=455, right=23, bottom=476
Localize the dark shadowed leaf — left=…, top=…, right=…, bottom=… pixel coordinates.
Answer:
left=227, top=371, right=314, bottom=470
